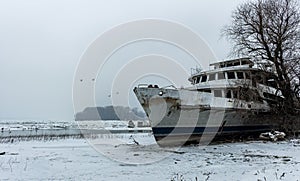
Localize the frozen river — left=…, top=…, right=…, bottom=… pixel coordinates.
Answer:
left=0, top=120, right=151, bottom=140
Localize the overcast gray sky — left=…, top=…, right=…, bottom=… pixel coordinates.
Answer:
left=0, top=0, right=247, bottom=120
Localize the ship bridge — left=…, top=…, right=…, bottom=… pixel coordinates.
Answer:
left=209, top=57, right=254, bottom=70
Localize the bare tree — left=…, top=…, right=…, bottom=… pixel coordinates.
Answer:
left=223, top=0, right=300, bottom=113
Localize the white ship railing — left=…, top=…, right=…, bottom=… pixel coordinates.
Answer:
left=137, top=84, right=177, bottom=89
left=190, top=66, right=202, bottom=76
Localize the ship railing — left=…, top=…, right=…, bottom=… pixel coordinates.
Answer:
left=137, top=84, right=160, bottom=88
left=190, top=67, right=202, bottom=76
left=137, top=84, right=177, bottom=89
left=137, top=84, right=149, bottom=88
left=161, top=85, right=177, bottom=89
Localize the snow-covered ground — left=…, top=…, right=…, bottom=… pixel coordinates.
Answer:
left=1, top=134, right=300, bottom=180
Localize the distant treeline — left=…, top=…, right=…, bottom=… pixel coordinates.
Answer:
left=75, top=106, right=147, bottom=120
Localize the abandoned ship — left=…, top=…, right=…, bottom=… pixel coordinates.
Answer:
left=134, top=58, right=283, bottom=146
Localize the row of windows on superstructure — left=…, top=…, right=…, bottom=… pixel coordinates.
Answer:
left=199, top=88, right=262, bottom=102
left=201, top=89, right=239, bottom=99
left=193, top=71, right=251, bottom=84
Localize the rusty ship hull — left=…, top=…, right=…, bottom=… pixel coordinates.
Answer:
left=134, top=86, right=274, bottom=146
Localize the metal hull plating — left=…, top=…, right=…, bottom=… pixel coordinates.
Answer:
left=134, top=87, right=274, bottom=146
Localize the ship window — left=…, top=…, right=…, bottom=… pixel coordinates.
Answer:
left=199, top=89, right=211, bottom=93
left=217, top=72, right=225, bottom=80
left=209, top=73, right=216, bottom=81
left=237, top=72, right=244, bottom=79
left=232, top=90, right=238, bottom=98
left=245, top=72, right=250, bottom=79
left=263, top=92, right=281, bottom=100
left=267, top=79, right=277, bottom=88
left=195, top=76, right=200, bottom=84
left=242, top=60, right=248, bottom=65
left=226, top=90, right=232, bottom=98
left=214, top=90, right=223, bottom=97
left=227, top=72, right=236, bottom=79
left=201, top=75, right=207, bottom=82
left=233, top=61, right=240, bottom=66
left=226, top=63, right=234, bottom=67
